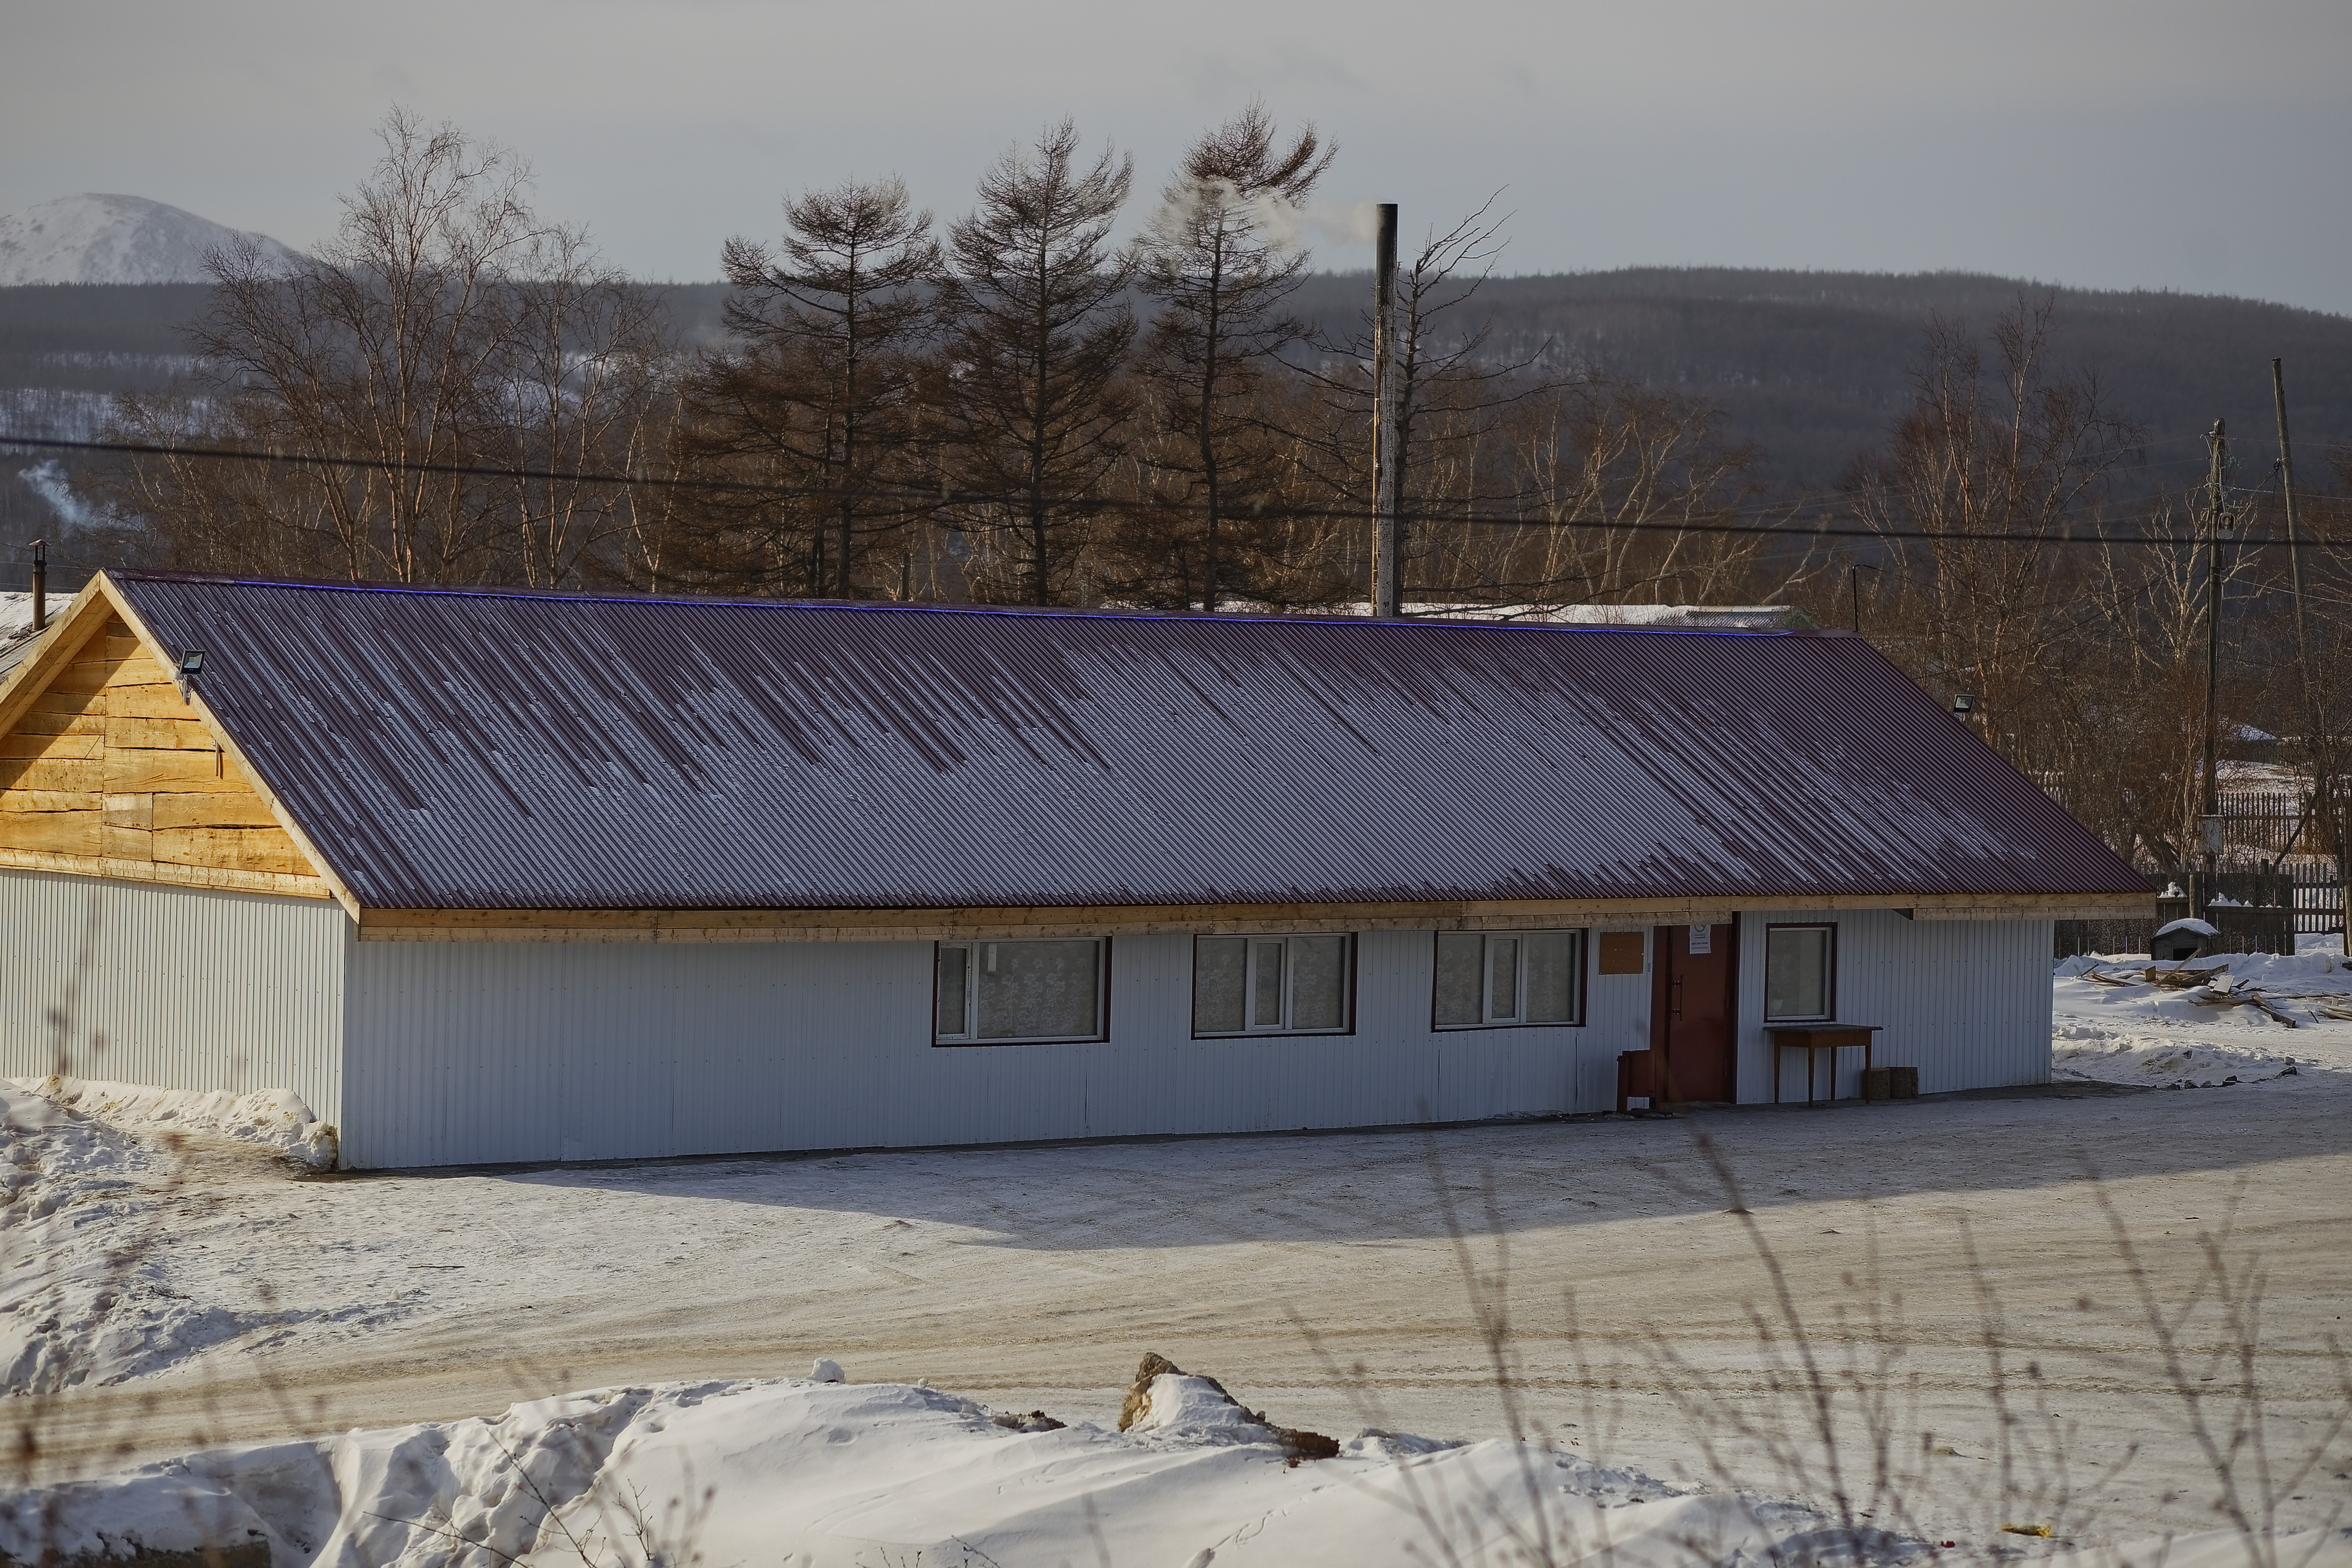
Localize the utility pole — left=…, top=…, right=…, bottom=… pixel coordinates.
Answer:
left=2200, top=419, right=2234, bottom=909
left=1847, top=562, right=1876, bottom=636
left=1371, top=202, right=1401, bottom=619
left=2273, top=360, right=2348, bottom=954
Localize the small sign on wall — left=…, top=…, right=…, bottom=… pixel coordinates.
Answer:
left=1688, top=923, right=1712, bottom=955
left=1597, top=931, right=1646, bottom=974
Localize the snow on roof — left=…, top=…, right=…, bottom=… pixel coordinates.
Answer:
left=86, top=571, right=2146, bottom=913
left=1325, top=601, right=1803, bottom=630
left=2154, top=917, right=2220, bottom=939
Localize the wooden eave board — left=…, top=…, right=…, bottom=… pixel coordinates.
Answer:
left=353, top=889, right=2153, bottom=942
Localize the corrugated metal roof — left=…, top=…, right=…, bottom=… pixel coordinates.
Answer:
left=103, top=572, right=2148, bottom=912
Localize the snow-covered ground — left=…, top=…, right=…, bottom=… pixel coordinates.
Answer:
left=0, top=1082, right=394, bottom=1393
left=5, top=952, right=2350, bottom=1562
left=2053, top=940, right=2352, bottom=1090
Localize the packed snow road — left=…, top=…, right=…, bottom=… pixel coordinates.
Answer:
left=6, top=951, right=2351, bottom=1553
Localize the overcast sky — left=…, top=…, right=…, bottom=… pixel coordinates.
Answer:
left=6, top=0, right=2350, bottom=312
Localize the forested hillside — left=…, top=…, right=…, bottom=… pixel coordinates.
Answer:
left=14, top=270, right=2349, bottom=501
left=1288, top=269, right=2352, bottom=493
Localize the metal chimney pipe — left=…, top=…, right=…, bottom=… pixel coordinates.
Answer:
left=28, top=538, right=43, bottom=633
left=1371, top=203, right=1401, bottom=620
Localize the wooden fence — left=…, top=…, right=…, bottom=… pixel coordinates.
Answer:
left=2053, top=861, right=2344, bottom=958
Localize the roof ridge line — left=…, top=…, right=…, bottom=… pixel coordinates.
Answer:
left=104, top=573, right=1813, bottom=635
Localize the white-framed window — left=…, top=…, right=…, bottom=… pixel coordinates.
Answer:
left=934, top=938, right=1108, bottom=1044
left=1764, top=924, right=1835, bottom=1022
left=1433, top=930, right=1583, bottom=1029
left=1192, top=933, right=1354, bottom=1037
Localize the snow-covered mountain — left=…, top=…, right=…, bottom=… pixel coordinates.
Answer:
left=0, top=193, right=300, bottom=286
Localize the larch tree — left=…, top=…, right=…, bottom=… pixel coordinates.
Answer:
left=940, top=121, right=1134, bottom=606
left=691, top=178, right=942, bottom=597
left=1130, top=101, right=1333, bottom=610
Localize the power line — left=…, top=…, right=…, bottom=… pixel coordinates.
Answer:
left=0, top=427, right=2264, bottom=499
left=0, top=430, right=2329, bottom=549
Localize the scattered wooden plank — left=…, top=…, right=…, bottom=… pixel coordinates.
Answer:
left=2246, top=994, right=2302, bottom=1028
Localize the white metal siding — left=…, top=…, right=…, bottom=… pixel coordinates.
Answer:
left=0, top=869, right=346, bottom=1123
left=1734, top=910, right=2052, bottom=1103
left=340, top=926, right=1661, bottom=1169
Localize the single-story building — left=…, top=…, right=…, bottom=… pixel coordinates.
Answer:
left=1, top=572, right=2149, bottom=1169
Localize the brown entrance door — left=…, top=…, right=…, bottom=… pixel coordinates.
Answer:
left=1652, top=922, right=1738, bottom=1103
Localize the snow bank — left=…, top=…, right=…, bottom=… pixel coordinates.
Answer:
left=9, top=1074, right=338, bottom=1168
left=0, top=1084, right=392, bottom=1393
left=0, top=1373, right=1897, bottom=1568
left=2052, top=948, right=2352, bottom=1086
left=0, top=1080, right=233, bottom=1391
left=2053, top=1030, right=2317, bottom=1089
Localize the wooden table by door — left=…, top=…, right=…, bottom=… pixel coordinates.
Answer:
left=1652, top=922, right=1737, bottom=1103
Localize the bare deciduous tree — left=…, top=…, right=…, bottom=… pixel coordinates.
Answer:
left=495, top=230, right=671, bottom=588
left=1850, top=297, right=2141, bottom=723
left=1498, top=377, right=1775, bottom=607
left=1299, top=199, right=1559, bottom=607
left=113, top=109, right=660, bottom=589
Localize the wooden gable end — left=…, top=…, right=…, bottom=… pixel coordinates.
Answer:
left=0, top=614, right=334, bottom=900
